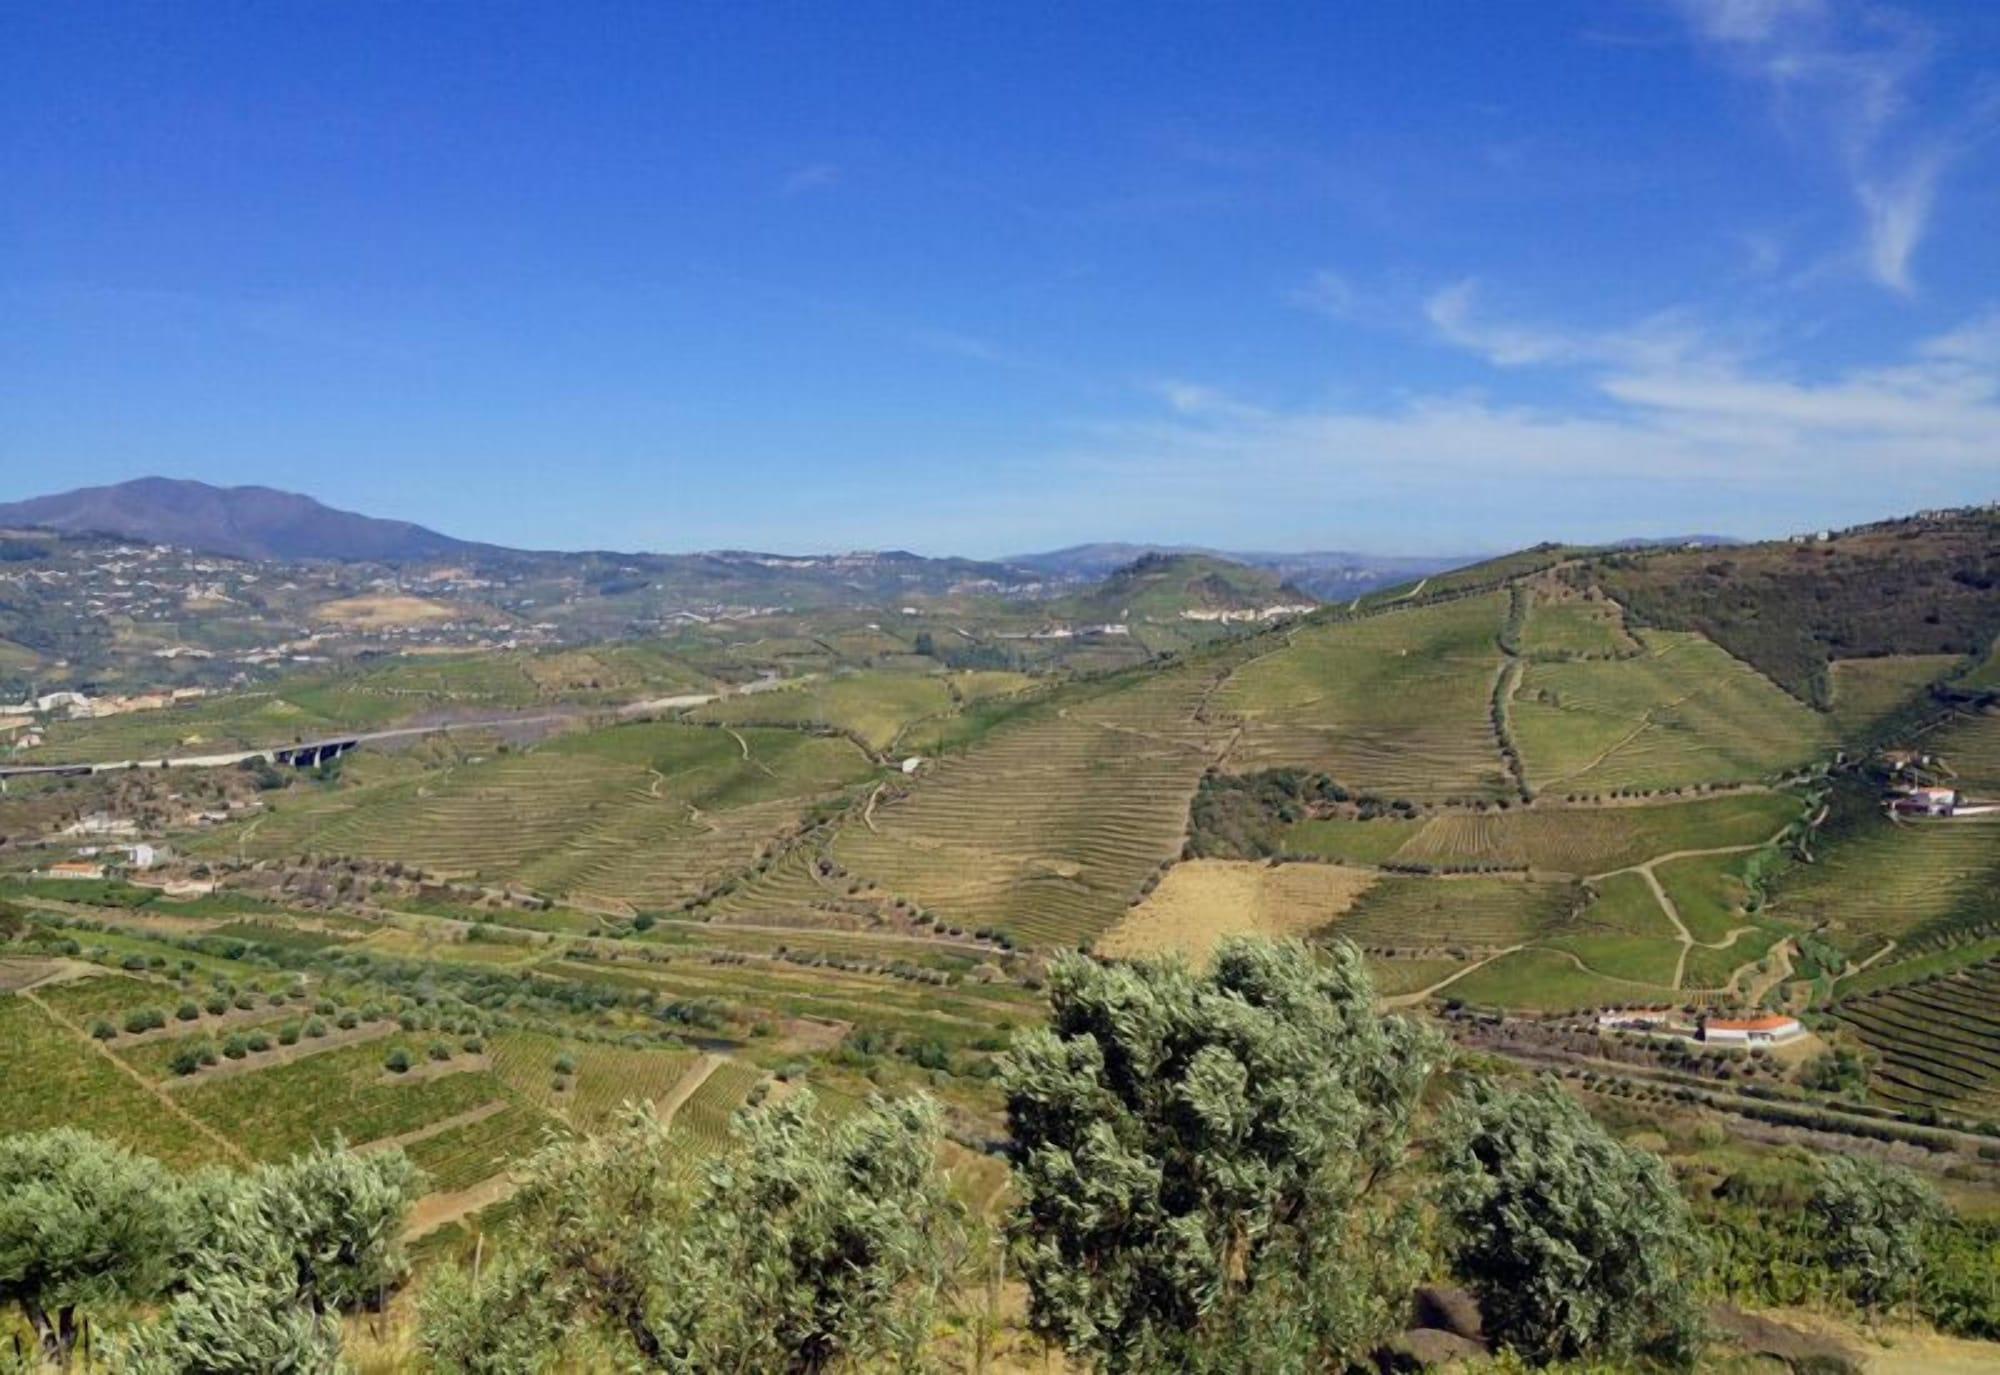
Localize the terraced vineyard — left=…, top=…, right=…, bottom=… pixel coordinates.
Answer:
left=1216, top=594, right=1511, bottom=800
left=1291, top=791, right=1798, bottom=875
left=1829, top=959, right=2000, bottom=1117
left=835, top=662, right=1233, bottom=947
left=173, top=1036, right=504, bottom=1159
left=0, top=993, right=228, bottom=1167
left=1932, top=706, right=2000, bottom=794
left=1769, top=816, right=2000, bottom=954
left=1825, top=654, right=1959, bottom=737
left=1513, top=631, right=1832, bottom=793
left=689, top=671, right=954, bottom=752
left=1331, top=876, right=1585, bottom=953
left=1519, top=593, right=1637, bottom=659
left=220, top=722, right=875, bottom=910
left=491, top=1029, right=701, bottom=1128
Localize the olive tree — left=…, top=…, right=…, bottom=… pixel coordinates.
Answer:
left=420, top=1091, right=963, bottom=1373
left=1002, top=938, right=1439, bottom=1372
left=1807, top=1154, right=1942, bottom=1311
left=1436, top=1079, right=1703, bottom=1368
left=0, top=1129, right=181, bottom=1366
left=120, top=1140, right=421, bottom=1374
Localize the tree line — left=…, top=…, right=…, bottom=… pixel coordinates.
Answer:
left=2, top=938, right=1978, bottom=1371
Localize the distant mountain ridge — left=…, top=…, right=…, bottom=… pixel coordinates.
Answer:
left=1008, top=542, right=1474, bottom=599
left=0, top=478, right=496, bottom=564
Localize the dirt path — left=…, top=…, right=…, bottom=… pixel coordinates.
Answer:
left=1382, top=945, right=1525, bottom=1008
left=1735, top=938, right=1795, bottom=1005
left=23, top=988, right=251, bottom=1166
left=402, top=1171, right=519, bottom=1241
left=658, top=1053, right=724, bottom=1124
left=1636, top=866, right=1696, bottom=988
left=360, top=1100, right=508, bottom=1155
left=401, top=1054, right=727, bottom=1241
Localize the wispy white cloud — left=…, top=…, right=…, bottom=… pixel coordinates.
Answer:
left=1670, top=0, right=1974, bottom=293
left=1067, top=300, right=2000, bottom=528
left=1288, top=269, right=1355, bottom=320
left=780, top=162, right=842, bottom=196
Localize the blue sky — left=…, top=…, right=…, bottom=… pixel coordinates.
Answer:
left=3, top=1, right=1997, bottom=556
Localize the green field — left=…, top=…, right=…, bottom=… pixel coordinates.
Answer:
left=691, top=671, right=955, bottom=752
left=1331, top=876, right=1584, bottom=952
left=1217, top=594, right=1511, bottom=801
left=1825, top=655, right=1960, bottom=737
left=1655, top=851, right=1754, bottom=944
left=0, top=994, right=227, bottom=1167
left=1283, top=791, right=1797, bottom=875
left=1514, top=631, right=1832, bottom=793
left=1444, top=947, right=1673, bottom=1012
left=173, top=1035, right=504, bottom=1159
left=1519, top=595, right=1637, bottom=659
left=1769, top=815, right=2000, bottom=954
left=1931, top=707, right=2000, bottom=795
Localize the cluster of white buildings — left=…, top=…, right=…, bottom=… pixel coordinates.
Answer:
left=1595, top=1009, right=1806, bottom=1046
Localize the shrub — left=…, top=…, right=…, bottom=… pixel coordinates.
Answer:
left=89, top=1018, right=117, bottom=1041
left=1437, top=1079, right=1703, bottom=1368
left=175, top=1000, right=201, bottom=1022
left=246, top=1032, right=272, bottom=1054
left=169, top=1043, right=207, bottom=1077
left=303, top=1017, right=328, bottom=1039
left=223, top=1033, right=251, bottom=1060
left=204, top=994, right=229, bottom=1016
left=278, top=1021, right=302, bottom=1046
left=1807, top=1156, right=1943, bottom=1310
left=427, top=1040, right=452, bottom=1062
left=336, top=1010, right=359, bottom=1030
left=385, top=1048, right=412, bottom=1074
left=1004, top=939, right=1436, bottom=1370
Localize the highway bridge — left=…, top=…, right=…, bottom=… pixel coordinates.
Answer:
left=0, top=690, right=723, bottom=784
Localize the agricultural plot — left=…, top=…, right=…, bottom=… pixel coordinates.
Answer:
left=0, top=994, right=226, bottom=1166
left=1655, top=852, right=1754, bottom=944
left=221, top=722, right=874, bottom=910
left=1829, top=959, right=2000, bottom=1117
left=399, top=1103, right=557, bottom=1193
left=174, top=1035, right=503, bottom=1160
left=1283, top=817, right=1428, bottom=865
left=690, top=671, right=953, bottom=752
left=1519, top=595, right=1637, bottom=659
left=490, top=1029, right=701, bottom=1130
left=1932, top=708, right=2000, bottom=796
left=1682, top=925, right=1785, bottom=991
left=1825, top=655, right=1959, bottom=738
left=835, top=663, right=1231, bottom=948
left=1364, top=956, right=1473, bottom=998
left=1513, top=631, right=1832, bottom=793
left=1769, top=816, right=2000, bottom=954
left=551, top=957, right=1040, bottom=1052
left=1315, top=792, right=1799, bottom=876
left=1216, top=594, right=1512, bottom=801
left=1330, top=876, right=1585, bottom=953
left=1445, top=947, right=1674, bottom=1012
left=667, top=1060, right=766, bottom=1156
left=1096, top=860, right=1377, bottom=967
left=31, top=971, right=184, bottom=1023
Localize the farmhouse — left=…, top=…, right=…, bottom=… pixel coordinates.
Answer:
left=1700, top=1014, right=1805, bottom=1046
left=43, top=860, right=107, bottom=881
left=1891, top=786, right=1960, bottom=817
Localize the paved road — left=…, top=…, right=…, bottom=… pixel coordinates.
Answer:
left=0, top=691, right=722, bottom=781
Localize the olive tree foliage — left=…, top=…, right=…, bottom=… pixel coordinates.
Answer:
left=0, top=1129, right=181, bottom=1367
left=419, top=1091, right=964, bottom=1374
left=1002, top=938, right=1440, bottom=1373
left=1806, top=1154, right=1943, bottom=1311
left=1436, top=1079, right=1704, bottom=1369
left=119, top=1140, right=422, bottom=1375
